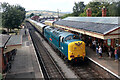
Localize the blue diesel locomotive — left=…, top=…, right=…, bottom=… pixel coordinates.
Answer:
left=28, top=19, right=86, bottom=62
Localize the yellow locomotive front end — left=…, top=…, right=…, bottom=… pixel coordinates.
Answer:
left=68, top=41, right=86, bottom=62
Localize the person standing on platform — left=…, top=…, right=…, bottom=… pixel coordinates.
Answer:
left=111, top=46, right=115, bottom=57
left=25, top=29, right=27, bottom=36
left=98, top=46, right=102, bottom=58
left=117, top=48, right=120, bottom=60
left=92, top=40, right=96, bottom=51
left=108, top=47, right=112, bottom=58
left=114, top=47, right=118, bottom=62
left=96, top=44, right=99, bottom=55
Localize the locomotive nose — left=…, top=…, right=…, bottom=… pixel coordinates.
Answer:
left=68, top=41, right=86, bottom=61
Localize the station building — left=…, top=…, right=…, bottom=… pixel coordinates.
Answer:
left=54, top=17, right=120, bottom=49
left=54, top=8, right=120, bottom=51
left=0, top=34, right=10, bottom=74
left=0, top=34, right=22, bottom=74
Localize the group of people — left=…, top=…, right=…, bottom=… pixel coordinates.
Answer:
left=95, top=44, right=119, bottom=61
left=82, top=36, right=119, bottom=61
left=108, top=47, right=119, bottom=61
left=91, top=39, right=119, bottom=61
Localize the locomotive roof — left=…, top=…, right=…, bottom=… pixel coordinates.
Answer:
left=63, top=17, right=120, bottom=25
left=54, top=17, right=120, bottom=35
left=45, top=26, right=74, bottom=38
left=59, top=31, right=74, bottom=38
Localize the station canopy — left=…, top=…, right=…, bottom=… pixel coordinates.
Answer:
left=54, top=17, right=120, bottom=39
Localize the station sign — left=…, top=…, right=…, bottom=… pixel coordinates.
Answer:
left=107, top=39, right=111, bottom=46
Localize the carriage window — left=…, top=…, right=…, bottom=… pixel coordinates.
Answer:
left=115, top=39, right=119, bottom=47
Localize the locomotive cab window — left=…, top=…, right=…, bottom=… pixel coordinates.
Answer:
left=73, top=35, right=79, bottom=39
left=65, top=35, right=73, bottom=41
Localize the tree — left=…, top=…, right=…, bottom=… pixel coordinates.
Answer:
left=62, top=0, right=120, bottom=18
left=38, top=14, right=41, bottom=16
left=91, top=0, right=120, bottom=16
left=79, top=1, right=110, bottom=17
left=2, top=2, right=26, bottom=33
left=108, top=1, right=120, bottom=16
left=61, top=13, right=74, bottom=19
left=30, top=13, right=34, bottom=18
left=92, top=0, right=120, bottom=3
left=73, top=2, right=85, bottom=16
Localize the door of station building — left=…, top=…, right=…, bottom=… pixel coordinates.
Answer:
left=114, top=38, right=120, bottom=49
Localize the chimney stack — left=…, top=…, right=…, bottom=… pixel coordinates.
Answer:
left=86, top=8, right=92, bottom=17
left=102, top=6, right=106, bottom=17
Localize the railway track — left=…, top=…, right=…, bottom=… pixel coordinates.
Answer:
left=67, top=63, right=104, bottom=80
left=25, top=22, right=65, bottom=79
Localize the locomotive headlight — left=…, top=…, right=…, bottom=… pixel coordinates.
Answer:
left=83, top=52, right=86, bottom=56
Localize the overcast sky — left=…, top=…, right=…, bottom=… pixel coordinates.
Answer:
left=0, top=0, right=93, bottom=12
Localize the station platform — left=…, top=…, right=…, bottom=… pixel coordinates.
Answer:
left=5, top=29, right=43, bottom=79
left=86, top=47, right=120, bottom=79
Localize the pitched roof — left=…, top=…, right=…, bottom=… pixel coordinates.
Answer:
left=0, top=34, right=10, bottom=48
left=54, top=17, right=120, bottom=35
left=6, top=35, right=22, bottom=46
left=63, top=17, right=120, bottom=25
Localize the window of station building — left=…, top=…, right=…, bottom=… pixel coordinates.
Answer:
left=115, top=38, right=120, bottom=47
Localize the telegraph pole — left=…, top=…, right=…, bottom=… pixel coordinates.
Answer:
left=57, top=9, right=61, bottom=20
left=57, top=9, right=59, bottom=19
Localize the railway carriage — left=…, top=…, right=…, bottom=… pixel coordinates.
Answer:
left=28, top=19, right=47, bottom=34
left=44, top=20, right=54, bottom=26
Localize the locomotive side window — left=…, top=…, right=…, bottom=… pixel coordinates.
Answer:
left=60, top=37, right=64, bottom=42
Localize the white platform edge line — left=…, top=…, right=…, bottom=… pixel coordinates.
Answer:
left=88, top=57, right=120, bottom=79
left=27, top=29, right=44, bottom=79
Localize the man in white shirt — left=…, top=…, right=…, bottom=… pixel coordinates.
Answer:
left=98, top=46, right=102, bottom=58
